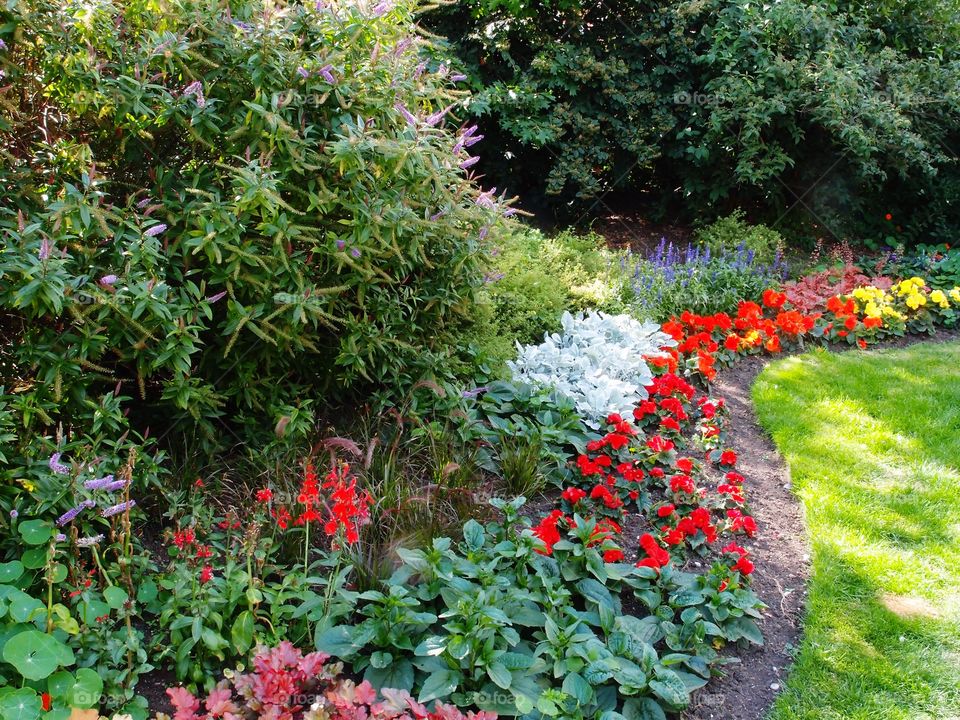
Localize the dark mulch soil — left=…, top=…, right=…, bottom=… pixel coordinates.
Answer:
left=682, top=355, right=808, bottom=720
left=591, top=213, right=693, bottom=254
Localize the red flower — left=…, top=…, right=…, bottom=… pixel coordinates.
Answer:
left=633, top=400, right=658, bottom=421
left=764, top=335, right=782, bottom=353
left=561, top=487, right=587, bottom=504
left=719, top=449, right=738, bottom=466
left=256, top=488, right=273, bottom=502
left=733, top=556, right=755, bottom=575
left=637, top=533, right=670, bottom=569
left=603, top=548, right=625, bottom=563
left=670, top=474, right=695, bottom=494
left=762, top=289, right=787, bottom=310
left=858, top=338, right=867, bottom=349
left=606, top=413, right=623, bottom=425
left=532, top=510, right=564, bottom=555
left=675, top=457, right=693, bottom=474
left=660, top=417, right=681, bottom=432
left=724, top=334, right=741, bottom=352
left=885, top=212, right=892, bottom=221
left=41, top=694, right=51, bottom=712
left=604, top=433, right=630, bottom=450
left=657, top=504, right=676, bottom=517
left=199, top=566, right=213, bottom=584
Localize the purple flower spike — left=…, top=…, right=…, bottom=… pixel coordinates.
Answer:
left=459, top=156, right=480, bottom=169
left=206, top=291, right=227, bottom=304
left=461, top=386, right=489, bottom=399
left=451, top=74, right=467, bottom=83
left=49, top=453, right=70, bottom=475
left=183, top=81, right=206, bottom=108
left=297, top=67, right=310, bottom=79
left=318, top=64, right=337, bottom=84
left=425, top=104, right=454, bottom=127
left=144, top=223, right=167, bottom=237
left=77, top=534, right=105, bottom=547
left=57, top=501, right=94, bottom=527
left=55, top=534, right=67, bottom=542
left=372, top=0, right=393, bottom=16
left=136, top=196, right=152, bottom=209
left=9, top=509, right=18, bottom=519
left=0, top=40, right=7, bottom=51
left=39, top=238, right=53, bottom=261
left=100, top=479, right=129, bottom=493
left=99, top=274, right=118, bottom=286
left=84, top=474, right=115, bottom=490
left=350, top=247, right=362, bottom=259
left=101, top=500, right=136, bottom=518
left=394, top=102, right=418, bottom=127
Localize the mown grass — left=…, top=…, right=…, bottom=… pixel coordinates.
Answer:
left=752, top=342, right=960, bottom=720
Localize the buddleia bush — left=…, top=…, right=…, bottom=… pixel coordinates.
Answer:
left=0, top=0, right=508, bottom=452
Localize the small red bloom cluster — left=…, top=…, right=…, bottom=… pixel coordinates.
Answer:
left=260, top=463, right=372, bottom=545
left=169, top=526, right=215, bottom=585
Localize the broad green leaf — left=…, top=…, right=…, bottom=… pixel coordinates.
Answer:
left=2, top=631, right=72, bottom=681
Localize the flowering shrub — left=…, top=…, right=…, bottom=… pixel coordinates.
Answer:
left=160, top=642, right=495, bottom=720
left=0, top=0, right=508, bottom=457
left=508, top=311, right=676, bottom=425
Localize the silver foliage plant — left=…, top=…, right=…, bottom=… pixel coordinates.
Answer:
left=508, top=311, right=677, bottom=426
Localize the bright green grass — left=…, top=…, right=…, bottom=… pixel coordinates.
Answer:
left=752, top=342, right=960, bottom=720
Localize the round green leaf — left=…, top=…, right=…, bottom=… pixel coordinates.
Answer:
left=0, top=688, right=41, bottom=720
left=0, top=562, right=24, bottom=584
left=17, top=521, right=52, bottom=547
left=78, top=600, right=110, bottom=625
left=20, top=549, right=46, bottom=570
left=69, top=668, right=103, bottom=709
left=49, top=564, right=67, bottom=584
left=7, top=590, right=44, bottom=624
left=47, top=670, right=75, bottom=699
left=103, top=586, right=128, bottom=610
left=2, top=631, right=73, bottom=681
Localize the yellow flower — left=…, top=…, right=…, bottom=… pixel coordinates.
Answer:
left=930, top=289, right=950, bottom=308
left=864, top=301, right=882, bottom=318
left=882, top=306, right=905, bottom=320
left=16, top=478, right=36, bottom=492
left=951, top=287, right=960, bottom=303
left=906, top=293, right=926, bottom=310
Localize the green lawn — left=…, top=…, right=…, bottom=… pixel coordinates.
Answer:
left=752, top=342, right=960, bottom=720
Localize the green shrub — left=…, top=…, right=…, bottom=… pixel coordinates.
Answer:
left=466, top=228, right=624, bottom=368
left=695, top=210, right=784, bottom=264
left=428, top=0, right=960, bottom=241
left=0, top=0, right=506, bottom=455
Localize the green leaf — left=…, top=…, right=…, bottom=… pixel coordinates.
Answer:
left=103, top=586, right=129, bottom=610
left=487, top=662, right=512, bottom=690
left=314, top=625, right=358, bottom=657
left=622, top=697, right=667, bottom=720
left=0, top=688, right=42, bottom=720
left=47, top=671, right=74, bottom=700
left=561, top=672, right=593, bottom=704
left=417, top=668, right=459, bottom=703
left=462, top=519, right=485, bottom=551
left=726, top=617, right=763, bottom=645
left=231, top=611, right=255, bottom=655
left=364, top=659, right=414, bottom=692
left=69, top=668, right=103, bottom=709
left=577, top=578, right=617, bottom=613
left=2, top=631, right=72, bottom=681
left=649, top=669, right=689, bottom=708
left=0, top=562, right=23, bottom=584
left=17, top=521, right=51, bottom=546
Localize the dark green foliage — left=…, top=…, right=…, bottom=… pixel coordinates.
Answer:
left=428, top=0, right=960, bottom=241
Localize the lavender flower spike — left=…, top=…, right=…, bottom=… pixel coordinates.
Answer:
left=459, top=156, right=480, bottom=169
left=425, top=104, right=455, bottom=127
left=49, top=452, right=70, bottom=475
left=77, top=534, right=106, bottom=547
left=394, top=102, right=418, bottom=127
left=296, top=67, right=310, bottom=79
left=84, top=474, right=116, bottom=490
left=39, top=238, right=53, bottom=261
left=0, top=40, right=7, bottom=51
left=100, top=479, right=129, bottom=493
left=100, top=275, right=118, bottom=286
left=102, top=500, right=136, bottom=518
left=206, top=290, right=227, bottom=304
left=144, top=223, right=167, bottom=237
left=318, top=64, right=337, bottom=84
left=57, top=500, right=95, bottom=527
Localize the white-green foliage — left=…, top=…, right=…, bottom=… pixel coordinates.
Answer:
left=508, top=311, right=676, bottom=425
